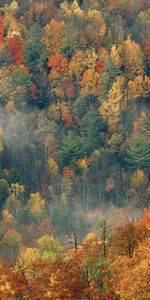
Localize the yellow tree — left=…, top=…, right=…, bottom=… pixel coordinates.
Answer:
left=47, top=158, right=59, bottom=180
left=131, top=170, right=148, bottom=189
left=111, top=44, right=123, bottom=68
left=43, top=20, right=65, bottom=55
left=128, top=75, right=150, bottom=100
left=82, top=9, right=106, bottom=49
left=60, top=0, right=84, bottom=17
left=4, top=183, right=25, bottom=220
left=37, top=235, right=62, bottom=261
left=100, top=76, right=126, bottom=129
left=27, top=192, right=45, bottom=223
left=69, top=48, right=97, bottom=82
left=2, top=0, right=24, bottom=38
left=123, top=36, right=144, bottom=78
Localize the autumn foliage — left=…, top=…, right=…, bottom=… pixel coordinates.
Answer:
left=0, top=16, right=4, bottom=45
left=0, top=0, right=150, bottom=299
left=7, top=38, right=24, bottom=66
left=48, top=52, right=68, bottom=78
left=0, top=214, right=149, bottom=299
left=61, top=102, right=74, bottom=129
left=95, top=60, right=105, bottom=73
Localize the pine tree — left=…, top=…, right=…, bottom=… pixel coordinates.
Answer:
left=124, top=135, right=150, bottom=170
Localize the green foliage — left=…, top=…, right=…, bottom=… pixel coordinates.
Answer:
left=82, top=256, right=109, bottom=290
left=81, top=110, right=107, bottom=154
left=61, top=18, right=84, bottom=59
left=60, top=131, right=86, bottom=166
left=73, top=95, right=99, bottom=121
left=124, top=135, right=150, bottom=170
left=37, top=235, right=60, bottom=253
left=6, top=168, right=22, bottom=185
left=25, top=23, right=47, bottom=74
left=11, top=68, right=32, bottom=87
left=0, top=4, right=149, bottom=300
left=0, top=179, right=9, bottom=210
left=0, top=0, right=149, bottom=271
left=37, top=235, right=62, bottom=261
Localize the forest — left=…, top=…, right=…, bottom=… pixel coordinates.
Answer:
left=0, top=0, right=149, bottom=299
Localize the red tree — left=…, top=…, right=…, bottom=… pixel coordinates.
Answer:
left=0, top=16, right=4, bottom=45
left=95, top=60, right=105, bottom=73
left=7, top=38, right=24, bottom=66
left=48, top=52, right=68, bottom=75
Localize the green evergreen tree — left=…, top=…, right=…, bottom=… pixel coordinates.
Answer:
left=124, top=135, right=150, bottom=170
left=60, top=131, right=86, bottom=166
left=25, top=23, right=47, bottom=74
left=81, top=110, right=107, bottom=154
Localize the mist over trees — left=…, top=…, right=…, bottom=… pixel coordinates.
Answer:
left=0, top=0, right=149, bottom=299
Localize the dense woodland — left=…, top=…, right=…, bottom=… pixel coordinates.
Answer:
left=0, top=0, right=150, bottom=299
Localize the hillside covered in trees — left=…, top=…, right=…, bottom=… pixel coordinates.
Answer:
left=0, top=0, right=150, bottom=299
